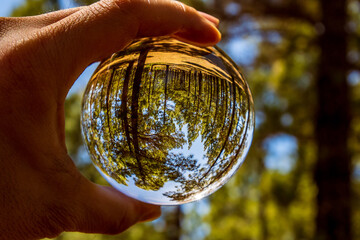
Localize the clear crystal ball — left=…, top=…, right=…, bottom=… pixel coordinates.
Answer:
left=81, top=37, right=254, bottom=205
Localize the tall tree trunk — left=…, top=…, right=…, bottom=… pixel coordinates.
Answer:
left=131, top=49, right=150, bottom=183
left=163, top=65, right=169, bottom=125
left=314, top=0, right=351, bottom=239
left=121, top=62, right=134, bottom=153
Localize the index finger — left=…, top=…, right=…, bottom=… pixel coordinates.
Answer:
left=15, top=0, right=221, bottom=99
left=51, top=0, right=221, bottom=60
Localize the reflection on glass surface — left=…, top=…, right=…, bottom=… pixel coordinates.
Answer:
left=81, top=37, right=255, bottom=205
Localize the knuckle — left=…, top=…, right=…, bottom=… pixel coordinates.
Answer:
left=86, top=0, right=140, bottom=31
left=88, top=0, right=112, bottom=16
left=98, top=0, right=134, bottom=14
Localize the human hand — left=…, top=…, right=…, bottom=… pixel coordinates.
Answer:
left=0, top=0, right=220, bottom=239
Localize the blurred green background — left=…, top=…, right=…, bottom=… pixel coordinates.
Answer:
left=2, top=0, right=360, bottom=239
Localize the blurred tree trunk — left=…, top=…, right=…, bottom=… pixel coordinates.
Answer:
left=211, top=0, right=353, bottom=239
left=49, top=0, right=60, bottom=10
left=165, top=206, right=183, bottom=240
left=259, top=162, right=269, bottom=240
left=314, top=0, right=352, bottom=239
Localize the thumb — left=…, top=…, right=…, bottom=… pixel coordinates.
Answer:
left=70, top=178, right=161, bottom=234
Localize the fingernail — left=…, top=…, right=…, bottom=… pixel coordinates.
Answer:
left=198, top=11, right=220, bottom=27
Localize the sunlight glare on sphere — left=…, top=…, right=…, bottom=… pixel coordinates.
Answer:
left=81, top=37, right=254, bottom=205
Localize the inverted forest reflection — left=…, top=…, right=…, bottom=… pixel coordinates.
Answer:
left=81, top=37, right=254, bottom=205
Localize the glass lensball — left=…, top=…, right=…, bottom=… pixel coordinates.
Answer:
left=81, top=37, right=254, bottom=205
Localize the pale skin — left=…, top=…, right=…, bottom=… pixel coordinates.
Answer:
left=0, top=0, right=221, bottom=239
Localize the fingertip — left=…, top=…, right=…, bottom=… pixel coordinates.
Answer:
left=173, top=19, right=222, bottom=47
left=138, top=204, right=162, bottom=223
left=202, top=20, right=222, bottom=44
